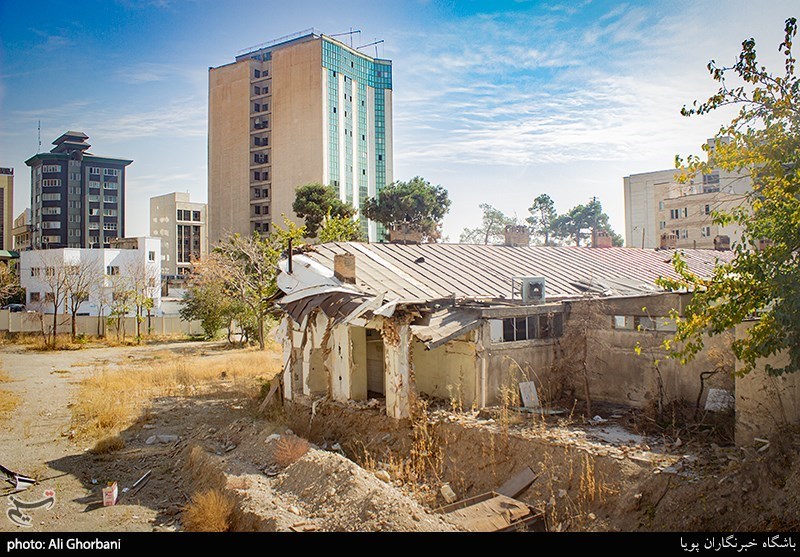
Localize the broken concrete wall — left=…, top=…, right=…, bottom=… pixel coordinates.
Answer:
left=585, top=329, right=734, bottom=409
left=412, top=335, right=478, bottom=409
left=478, top=321, right=557, bottom=407
left=384, top=320, right=414, bottom=419
left=735, top=323, right=800, bottom=445
left=302, top=311, right=329, bottom=397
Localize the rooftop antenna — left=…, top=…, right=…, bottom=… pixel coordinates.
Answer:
left=37, top=121, right=41, bottom=153
left=357, top=38, right=384, bottom=57
left=330, top=28, right=361, bottom=48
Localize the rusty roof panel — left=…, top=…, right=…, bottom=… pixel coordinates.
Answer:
left=299, top=243, right=733, bottom=303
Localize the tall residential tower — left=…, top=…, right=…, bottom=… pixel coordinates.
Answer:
left=25, top=131, right=132, bottom=250
left=0, top=168, right=13, bottom=251
left=208, top=29, right=393, bottom=244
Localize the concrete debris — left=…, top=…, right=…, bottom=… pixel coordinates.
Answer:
left=705, top=389, right=735, bottom=412
left=374, top=470, right=391, bottom=483
left=145, top=434, right=179, bottom=445
left=440, top=484, right=457, bottom=504
left=288, top=505, right=300, bottom=515
left=591, top=415, right=607, bottom=424
left=266, top=434, right=281, bottom=443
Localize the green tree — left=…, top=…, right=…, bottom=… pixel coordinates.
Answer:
left=293, top=183, right=355, bottom=238
left=180, top=255, right=235, bottom=341
left=362, top=176, right=451, bottom=242
left=526, top=194, right=557, bottom=246
left=460, top=204, right=517, bottom=245
left=552, top=198, right=623, bottom=247
left=318, top=212, right=364, bottom=243
left=658, top=18, right=800, bottom=376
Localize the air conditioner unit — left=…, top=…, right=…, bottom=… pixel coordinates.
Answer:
left=512, top=276, right=546, bottom=305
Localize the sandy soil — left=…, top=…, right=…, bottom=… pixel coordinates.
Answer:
left=0, top=341, right=225, bottom=532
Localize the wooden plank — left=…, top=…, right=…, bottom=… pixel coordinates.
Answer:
left=258, top=380, right=281, bottom=413
left=496, top=466, right=538, bottom=499
left=444, top=494, right=531, bottom=532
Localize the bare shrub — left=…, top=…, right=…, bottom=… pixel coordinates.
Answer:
left=91, top=435, right=125, bottom=454
left=182, top=489, right=237, bottom=532
left=273, top=436, right=309, bottom=467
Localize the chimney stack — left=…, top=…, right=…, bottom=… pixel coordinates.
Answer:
left=660, top=232, right=678, bottom=249
left=592, top=230, right=613, bottom=248
left=504, top=225, right=530, bottom=247
left=334, top=253, right=356, bottom=284
left=714, top=235, right=730, bottom=251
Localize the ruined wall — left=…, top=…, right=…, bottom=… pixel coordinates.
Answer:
left=412, top=337, right=478, bottom=409
left=735, top=323, right=800, bottom=445
left=479, top=322, right=557, bottom=406
left=586, top=329, right=734, bottom=409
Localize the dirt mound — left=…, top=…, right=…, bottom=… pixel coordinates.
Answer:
left=274, top=449, right=460, bottom=532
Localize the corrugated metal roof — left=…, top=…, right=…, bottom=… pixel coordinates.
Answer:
left=297, top=243, right=733, bottom=303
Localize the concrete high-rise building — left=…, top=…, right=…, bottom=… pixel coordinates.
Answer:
left=25, top=131, right=132, bottom=250
left=0, top=167, right=14, bottom=251
left=12, top=209, right=31, bottom=252
left=150, top=192, right=208, bottom=277
left=624, top=139, right=751, bottom=249
left=208, top=28, right=393, bottom=245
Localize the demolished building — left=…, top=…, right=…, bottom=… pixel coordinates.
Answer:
left=274, top=242, right=736, bottom=419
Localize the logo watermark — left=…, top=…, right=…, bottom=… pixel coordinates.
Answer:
left=6, top=490, right=55, bottom=528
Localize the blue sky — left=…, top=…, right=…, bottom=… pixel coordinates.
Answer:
left=0, top=0, right=796, bottom=243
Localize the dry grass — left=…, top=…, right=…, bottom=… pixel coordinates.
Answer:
left=182, top=489, right=237, bottom=532
left=0, top=389, right=21, bottom=420
left=0, top=369, right=11, bottom=383
left=91, top=435, right=126, bottom=454
left=273, top=435, right=309, bottom=467
left=71, top=349, right=281, bottom=440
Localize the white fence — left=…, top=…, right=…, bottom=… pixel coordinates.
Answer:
left=0, top=309, right=203, bottom=338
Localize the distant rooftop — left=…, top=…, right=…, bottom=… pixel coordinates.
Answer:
left=237, top=27, right=323, bottom=59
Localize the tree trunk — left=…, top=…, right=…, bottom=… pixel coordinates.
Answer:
left=51, top=306, right=58, bottom=347
left=71, top=312, right=77, bottom=341
left=257, top=315, right=265, bottom=350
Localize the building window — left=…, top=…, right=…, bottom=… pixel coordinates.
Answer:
left=88, top=167, right=101, bottom=175
left=30, top=268, right=40, bottom=277
left=680, top=229, right=689, bottom=239
left=659, top=221, right=666, bottom=230
left=670, top=209, right=680, bottom=219
left=103, top=209, right=117, bottom=217
left=103, top=222, right=118, bottom=231
left=42, top=179, right=61, bottom=187
left=89, top=209, right=99, bottom=216
left=612, top=316, right=633, bottom=330
left=701, top=226, right=712, bottom=237
left=29, top=292, right=40, bottom=303
left=103, top=168, right=120, bottom=177
left=42, top=165, right=62, bottom=173
left=704, top=204, right=711, bottom=215
left=254, top=69, right=261, bottom=78
left=634, top=316, right=656, bottom=331
left=499, top=313, right=563, bottom=343
left=41, top=222, right=61, bottom=229
left=103, top=182, right=118, bottom=190
left=106, top=266, right=120, bottom=276
left=68, top=215, right=80, bottom=223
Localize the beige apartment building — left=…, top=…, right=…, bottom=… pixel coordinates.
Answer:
left=624, top=140, right=751, bottom=249
left=12, top=209, right=31, bottom=252
left=150, top=192, right=208, bottom=277
left=0, top=168, right=14, bottom=251
left=208, top=28, right=393, bottom=245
